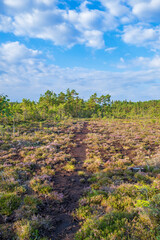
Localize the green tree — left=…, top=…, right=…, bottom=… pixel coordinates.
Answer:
left=0, top=95, right=11, bottom=121
left=98, top=94, right=111, bottom=117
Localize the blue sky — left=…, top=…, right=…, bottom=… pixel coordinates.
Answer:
left=0, top=0, right=160, bottom=101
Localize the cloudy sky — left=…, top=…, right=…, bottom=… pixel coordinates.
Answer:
left=0, top=0, right=160, bottom=101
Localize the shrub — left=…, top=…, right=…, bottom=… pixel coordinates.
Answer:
left=30, top=177, right=53, bottom=195
left=63, top=162, right=75, bottom=171
left=149, top=193, right=160, bottom=222
left=75, top=211, right=136, bottom=240
left=14, top=219, right=40, bottom=240
left=0, top=193, right=21, bottom=216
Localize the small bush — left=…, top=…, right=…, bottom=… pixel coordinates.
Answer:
left=0, top=193, right=21, bottom=216
left=14, top=219, right=40, bottom=240
left=63, top=162, right=75, bottom=171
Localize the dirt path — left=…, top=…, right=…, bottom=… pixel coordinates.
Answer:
left=50, top=121, right=89, bottom=240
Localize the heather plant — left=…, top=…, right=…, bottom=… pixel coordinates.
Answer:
left=64, top=162, right=75, bottom=171
left=83, top=157, right=103, bottom=173
left=0, top=193, right=21, bottom=216
left=75, top=119, right=160, bottom=239
left=1, top=117, right=160, bottom=239
left=30, top=176, right=53, bottom=195
left=14, top=219, right=42, bottom=240
left=78, top=171, right=86, bottom=176
left=40, top=166, right=55, bottom=176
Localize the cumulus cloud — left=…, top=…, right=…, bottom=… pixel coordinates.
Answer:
left=3, top=0, right=30, bottom=9
left=122, top=25, right=160, bottom=48
left=0, top=14, right=13, bottom=32
left=81, top=30, right=104, bottom=48
left=150, top=55, right=160, bottom=68
left=0, top=0, right=118, bottom=49
left=0, top=0, right=160, bottom=49
left=3, top=0, right=56, bottom=11
left=0, top=3, right=117, bottom=48
left=100, top=0, right=129, bottom=17
left=132, top=55, right=160, bottom=69
left=130, top=0, right=160, bottom=21
left=12, top=9, right=80, bottom=47
left=0, top=42, right=41, bottom=63
left=35, top=0, right=56, bottom=6
left=67, top=8, right=116, bottom=32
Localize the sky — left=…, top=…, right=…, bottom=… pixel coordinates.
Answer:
left=0, top=0, right=160, bottom=102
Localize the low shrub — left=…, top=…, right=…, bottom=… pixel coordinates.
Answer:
left=0, top=193, right=21, bottom=216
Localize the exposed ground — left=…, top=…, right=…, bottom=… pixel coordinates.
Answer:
left=48, top=122, right=89, bottom=240
left=1, top=119, right=160, bottom=239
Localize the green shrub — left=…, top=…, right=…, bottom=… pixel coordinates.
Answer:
left=135, top=199, right=150, bottom=208
left=76, top=206, right=92, bottom=220
left=0, top=181, right=19, bottom=192
left=0, top=193, right=21, bottom=215
left=24, top=195, right=41, bottom=206
left=107, top=195, right=134, bottom=211
left=63, top=162, right=75, bottom=171
left=14, top=219, right=40, bottom=240
left=30, top=177, right=53, bottom=195
left=149, top=193, right=160, bottom=222
left=75, top=210, right=158, bottom=240
left=75, top=211, right=136, bottom=240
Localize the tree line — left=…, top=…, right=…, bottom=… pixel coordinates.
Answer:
left=1, top=89, right=160, bottom=123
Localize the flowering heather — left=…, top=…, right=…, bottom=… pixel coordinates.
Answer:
left=51, top=191, right=64, bottom=201
left=1, top=119, right=160, bottom=239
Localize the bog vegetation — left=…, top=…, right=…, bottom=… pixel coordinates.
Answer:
left=0, top=90, right=160, bottom=239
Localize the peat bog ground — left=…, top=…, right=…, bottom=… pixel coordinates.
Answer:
left=50, top=122, right=90, bottom=240
left=0, top=120, right=91, bottom=239
left=1, top=119, right=160, bottom=239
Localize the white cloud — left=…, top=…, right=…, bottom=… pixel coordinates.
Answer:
left=150, top=55, right=160, bottom=68
left=3, top=0, right=30, bottom=9
left=1, top=6, right=114, bottom=49
left=0, top=0, right=119, bottom=49
left=105, top=47, right=117, bottom=53
left=35, top=0, right=56, bottom=6
left=67, top=9, right=115, bottom=32
left=132, top=55, right=160, bottom=69
left=0, top=14, right=13, bottom=32
left=0, top=0, right=160, bottom=50
left=3, top=0, right=56, bottom=11
left=11, top=9, right=80, bottom=47
left=131, top=0, right=160, bottom=20
left=100, top=0, right=129, bottom=17
left=0, top=0, right=160, bottom=52
left=82, top=30, right=104, bottom=48
left=65, top=7, right=117, bottom=48
left=120, top=57, right=124, bottom=63
left=0, top=42, right=40, bottom=63
left=122, top=25, right=160, bottom=47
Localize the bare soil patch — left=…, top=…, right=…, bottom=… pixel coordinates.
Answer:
left=46, top=121, right=89, bottom=240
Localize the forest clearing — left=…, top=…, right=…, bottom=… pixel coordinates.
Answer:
left=0, top=117, right=160, bottom=239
